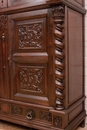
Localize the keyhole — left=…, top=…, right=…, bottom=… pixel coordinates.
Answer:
left=2, top=0, right=3, bottom=6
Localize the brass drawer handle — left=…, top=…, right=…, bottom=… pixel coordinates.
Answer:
left=26, top=109, right=35, bottom=120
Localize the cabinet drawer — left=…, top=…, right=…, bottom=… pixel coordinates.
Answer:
left=0, top=102, right=52, bottom=124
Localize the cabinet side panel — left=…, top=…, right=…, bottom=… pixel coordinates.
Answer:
left=68, top=0, right=84, bottom=6
left=67, top=8, right=83, bottom=105
left=75, top=0, right=83, bottom=5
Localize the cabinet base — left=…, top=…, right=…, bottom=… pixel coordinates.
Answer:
left=0, top=111, right=86, bottom=130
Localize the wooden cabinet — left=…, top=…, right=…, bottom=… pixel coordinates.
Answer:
left=0, top=0, right=86, bottom=130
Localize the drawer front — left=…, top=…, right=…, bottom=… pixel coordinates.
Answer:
left=0, top=102, right=52, bottom=124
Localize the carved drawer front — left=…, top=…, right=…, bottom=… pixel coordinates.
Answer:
left=8, top=9, right=54, bottom=106
left=10, top=104, right=52, bottom=123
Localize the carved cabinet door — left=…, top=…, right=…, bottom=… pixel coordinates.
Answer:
left=8, top=9, right=55, bottom=106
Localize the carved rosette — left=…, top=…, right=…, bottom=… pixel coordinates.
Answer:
left=53, top=116, right=62, bottom=128
left=52, top=5, right=65, bottom=110
left=40, top=111, right=52, bottom=122
left=11, top=105, right=23, bottom=114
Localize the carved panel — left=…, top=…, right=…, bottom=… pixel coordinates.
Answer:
left=11, top=105, right=23, bottom=114
left=53, top=116, right=62, bottom=128
left=18, top=23, right=43, bottom=49
left=19, top=67, right=44, bottom=93
left=0, top=15, right=7, bottom=30
left=40, top=111, right=52, bottom=122
left=52, top=5, right=65, bottom=110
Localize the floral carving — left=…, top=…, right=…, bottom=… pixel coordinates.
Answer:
left=11, top=105, right=22, bottom=114
left=18, top=23, right=42, bottom=49
left=40, top=111, right=52, bottom=122
left=53, top=116, right=62, bottom=128
left=52, top=6, right=65, bottom=17
left=19, top=67, right=43, bottom=93
left=52, top=5, right=65, bottom=110
left=0, top=15, right=7, bottom=30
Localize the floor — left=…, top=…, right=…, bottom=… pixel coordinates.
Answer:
left=0, top=121, right=86, bottom=130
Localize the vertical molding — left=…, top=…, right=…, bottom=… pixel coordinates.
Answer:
left=85, top=3, right=87, bottom=124
left=0, top=15, right=7, bottom=69
left=0, top=15, right=7, bottom=98
left=52, top=5, right=65, bottom=110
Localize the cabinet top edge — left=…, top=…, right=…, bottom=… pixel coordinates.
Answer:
left=47, top=0, right=86, bottom=14
left=0, top=0, right=86, bottom=15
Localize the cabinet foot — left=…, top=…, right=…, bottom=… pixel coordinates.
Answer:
left=79, top=119, right=85, bottom=128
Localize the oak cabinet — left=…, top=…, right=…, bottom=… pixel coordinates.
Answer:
left=0, top=0, right=86, bottom=130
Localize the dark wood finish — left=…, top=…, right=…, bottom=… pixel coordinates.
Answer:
left=0, top=0, right=86, bottom=130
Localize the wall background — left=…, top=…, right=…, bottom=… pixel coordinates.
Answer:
left=85, top=0, right=87, bottom=124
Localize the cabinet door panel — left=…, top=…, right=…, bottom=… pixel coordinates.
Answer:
left=8, top=9, right=55, bottom=106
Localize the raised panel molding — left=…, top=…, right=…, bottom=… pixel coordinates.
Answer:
left=0, top=1, right=85, bottom=130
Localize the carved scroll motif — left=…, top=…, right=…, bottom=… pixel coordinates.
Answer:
left=19, top=67, right=44, bottom=93
left=18, top=23, right=42, bottom=49
left=52, top=5, right=65, bottom=110
left=0, top=15, right=7, bottom=30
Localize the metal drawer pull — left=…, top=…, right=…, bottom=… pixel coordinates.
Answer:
left=26, top=110, right=35, bottom=120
